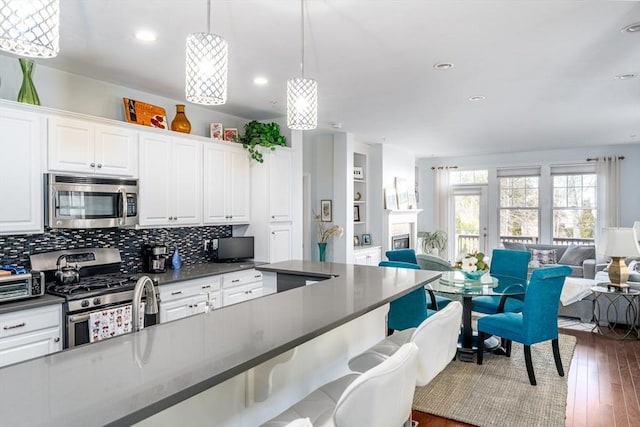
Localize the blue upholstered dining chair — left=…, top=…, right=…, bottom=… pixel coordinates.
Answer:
left=378, top=261, right=436, bottom=332
left=476, top=265, right=572, bottom=385
left=386, top=249, right=452, bottom=310
left=471, top=249, right=531, bottom=314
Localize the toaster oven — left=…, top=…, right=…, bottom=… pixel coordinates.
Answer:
left=0, top=272, right=45, bottom=303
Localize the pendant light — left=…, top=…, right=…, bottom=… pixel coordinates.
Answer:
left=185, top=0, right=228, bottom=105
left=0, top=0, right=60, bottom=58
left=287, top=0, right=317, bottom=130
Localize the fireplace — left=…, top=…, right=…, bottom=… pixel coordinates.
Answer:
left=391, top=234, right=410, bottom=249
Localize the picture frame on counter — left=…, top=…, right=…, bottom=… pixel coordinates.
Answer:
left=210, top=123, right=223, bottom=140
left=362, top=234, right=371, bottom=245
left=320, top=200, right=332, bottom=222
left=354, top=236, right=360, bottom=246
left=224, top=128, right=238, bottom=142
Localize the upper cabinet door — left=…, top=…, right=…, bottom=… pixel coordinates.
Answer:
left=0, top=107, right=43, bottom=235
left=203, top=144, right=229, bottom=224
left=268, top=149, right=292, bottom=221
left=48, top=116, right=138, bottom=176
left=48, top=116, right=95, bottom=174
left=172, top=137, right=202, bottom=226
left=93, top=124, right=138, bottom=176
left=138, top=132, right=172, bottom=227
left=227, top=148, right=250, bottom=222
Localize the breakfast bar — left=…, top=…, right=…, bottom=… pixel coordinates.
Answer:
left=0, top=261, right=440, bottom=427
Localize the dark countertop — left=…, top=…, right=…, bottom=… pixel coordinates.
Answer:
left=145, top=261, right=265, bottom=286
left=0, top=261, right=440, bottom=427
left=0, top=294, right=65, bottom=315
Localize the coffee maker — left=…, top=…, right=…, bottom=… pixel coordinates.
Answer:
left=142, top=244, right=168, bottom=273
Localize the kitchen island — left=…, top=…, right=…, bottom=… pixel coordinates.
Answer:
left=0, top=261, right=440, bottom=427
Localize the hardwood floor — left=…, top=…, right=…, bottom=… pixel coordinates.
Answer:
left=411, top=328, right=640, bottom=427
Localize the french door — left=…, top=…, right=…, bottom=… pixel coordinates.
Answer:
left=451, top=186, right=488, bottom=260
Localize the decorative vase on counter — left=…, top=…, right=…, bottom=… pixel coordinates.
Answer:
left=171, top=104, right=191, bottom=133
left=17, top=58, right=40, bottom=105
left=318, top=243, right=327, bottom=262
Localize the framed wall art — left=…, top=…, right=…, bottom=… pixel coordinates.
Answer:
left=224, top=128, right=238, bottom=142
left=354, top=205, right=361, bottom=222
left=320, top=200, right=332, bottom=222
left=385, top=188, right=398, bottom=210
left=353, top=167, right=364, bottom=180
left=362, top=234, right=371, bottom=245
left=354, top=236, right=360, bottom=246
left=210, top=123, right=223, bottom=140
left=122, top=98, right=167, bottom=129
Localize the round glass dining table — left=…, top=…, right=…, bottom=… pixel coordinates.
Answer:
left=426, top=270, right=525, bottom=362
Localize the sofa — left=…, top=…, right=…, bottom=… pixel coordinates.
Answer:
left=503, top=242, right=596, bottom=279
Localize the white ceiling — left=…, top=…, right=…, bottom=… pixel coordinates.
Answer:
left=39, top=1, right=640, bottom=158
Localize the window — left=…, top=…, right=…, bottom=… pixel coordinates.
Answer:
left=498, top=167, right=540, bottom=244
left=450, top=169, right=488, bottom=185
left=552, top=172, right=596, bottom=245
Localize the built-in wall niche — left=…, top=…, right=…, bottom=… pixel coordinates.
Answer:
left=353, top=152, right=368, bottom=244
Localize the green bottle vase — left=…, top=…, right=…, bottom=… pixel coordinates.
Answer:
left=17, top=58, right=40, bottom=105
left=318, top=243, right=327, bottom=262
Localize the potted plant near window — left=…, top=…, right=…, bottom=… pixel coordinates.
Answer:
left=236, top=120, right=287, bottom=163
left=418, top=230, right=448, bottom=258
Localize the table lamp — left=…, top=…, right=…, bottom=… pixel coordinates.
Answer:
left=599, top=227, right=640, bottom=290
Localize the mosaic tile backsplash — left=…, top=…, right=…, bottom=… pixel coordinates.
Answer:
left=0, top=226, right=232, bottom=273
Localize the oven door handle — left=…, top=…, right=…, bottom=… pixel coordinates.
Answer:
left=69, top=313, right=91, bottom=323
left=119, top=187, right=127, bottom=226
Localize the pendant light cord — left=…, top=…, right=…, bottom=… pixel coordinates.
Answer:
left=207, top=0, right=211, bottom=33
left=300, top=0, right=305, bottom=77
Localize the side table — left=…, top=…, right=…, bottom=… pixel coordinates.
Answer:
left=591, top=285, right=640, bottom=340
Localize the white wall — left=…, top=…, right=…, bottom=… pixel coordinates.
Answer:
left=382, top=144, right=416, bottom=190
left=417, top=143, right=640, bottom=248
left=0, top=54, right=247, bottom=137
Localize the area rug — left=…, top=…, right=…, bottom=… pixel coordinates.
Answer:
left=413, top=334, right=577, bottom=427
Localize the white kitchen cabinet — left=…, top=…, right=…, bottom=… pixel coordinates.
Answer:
left=139, top=132, right=202, bottom=227
left=48, top=116, right=138, bottom=176
left=268, top=149, right=292, bottom=222
left=203, top=143, right=250, bottom=224
left=221, top=269, right=267, bottom=307
left=270, top=225, right=292, bottom=264
left=353, top=246, right=382, bottom=266
left=158, top=276, right=220, bottom=323
left=0, top=304, right=63, bottom=368
left=0, top=106, right=43, bottom=235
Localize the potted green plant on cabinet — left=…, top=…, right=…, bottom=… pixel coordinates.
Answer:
left=418, top=230, right=448, bottom=258
left=237, top=120, right=287, bottom=163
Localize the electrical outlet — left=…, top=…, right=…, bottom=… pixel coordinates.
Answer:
left=203, top=239, right=211, bottom=252
left=212, top=239, right=219, bottom=250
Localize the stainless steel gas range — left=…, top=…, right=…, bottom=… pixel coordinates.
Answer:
left=30, top=248, right=158, bottom=348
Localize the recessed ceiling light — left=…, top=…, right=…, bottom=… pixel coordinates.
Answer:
left=135, top=30, right=157, bottom=42
left=469, top=95, right=485, bottom=101
left=616, top=73, right=637, bottom=80
left=253, top=76, right=269, bottom=86
left=433, top=62, right=454, bottom=70
left=622, top=23, right=640, bottom=33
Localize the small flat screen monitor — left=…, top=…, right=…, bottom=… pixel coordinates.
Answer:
left=216, top=237, right=254, bottom=262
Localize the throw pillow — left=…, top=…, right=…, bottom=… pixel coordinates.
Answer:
left=558, top=245, right=596, bottom=266
left=530, top=248, right=557, bottom=265
left=503, top=242, right=527, bottom=251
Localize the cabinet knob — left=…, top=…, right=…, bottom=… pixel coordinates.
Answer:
left=271, top=215, right=275, bottom=219
left=174, top=216, right=178, bottom=220
left=97, top=163, right=102, bottom=168
left=168, top=216, right=173, bottom=220
left=90, top=162, right=96, bottom=167
left=54, top=337, right=60, bottom=343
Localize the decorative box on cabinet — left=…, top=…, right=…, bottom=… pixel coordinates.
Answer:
left=158, top=276, right=221, bottom=323
left=353, top=246, right=382, bottom=266
left=48, top=116, right=138, bottom=177
left=0, top=106, right=43, bottom=235
left=0, top=304, right=63, bottom=368
left=138, top=132, right=203, bottom=227
left=203, top=143, right=250, bottom=224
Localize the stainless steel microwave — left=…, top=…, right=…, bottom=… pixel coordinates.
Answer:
left=45, top=174, right=138, bottom=229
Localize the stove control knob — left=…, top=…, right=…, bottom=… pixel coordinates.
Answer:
left=93, top=298, right=101, bottom=306
left=81, top=300, right=89, bottom=308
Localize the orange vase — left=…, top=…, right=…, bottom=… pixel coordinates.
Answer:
left=171, top=104, right=191, bottom=134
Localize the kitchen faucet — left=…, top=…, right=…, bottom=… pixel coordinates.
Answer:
left=132, top=276, right=159, bottom=332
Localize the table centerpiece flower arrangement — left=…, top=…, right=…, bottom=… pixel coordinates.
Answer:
left=454, top=251, right=490, bottom=280
left=313, top=213, right=344, bottom=262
